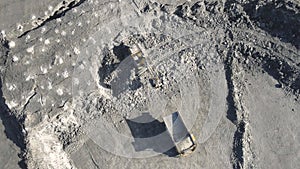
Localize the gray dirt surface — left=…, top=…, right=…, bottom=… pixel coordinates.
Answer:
left=0, top=0, right=299, bottom=169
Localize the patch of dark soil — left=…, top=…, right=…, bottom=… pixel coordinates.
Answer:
left=235, top=42, right=300, bottom=95
left=174, top=3, right=190, bottom=18
left=174, top=1, right=225, bottom=27
left=261, top=55, right=300, bottom=93
left=244, top=1, right=300, bottom=48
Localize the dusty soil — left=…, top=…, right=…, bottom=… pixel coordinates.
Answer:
left=0, top=0, right=299, bottom=169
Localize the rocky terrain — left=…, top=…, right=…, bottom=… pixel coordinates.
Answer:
left=0, top=0, right=299, bottom=168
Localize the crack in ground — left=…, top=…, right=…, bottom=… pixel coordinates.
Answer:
left=224, top=45, right=256, bottom=169
left=225, top=49, right=238, bottom=125
left=20, top=89, right=37, bottom=115
left=225, top=48, right=244, bottom=169
left=18, top=0, right=87, bottom=38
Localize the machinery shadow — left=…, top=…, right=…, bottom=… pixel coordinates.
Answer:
left=126, top=113, right=178, bottom=157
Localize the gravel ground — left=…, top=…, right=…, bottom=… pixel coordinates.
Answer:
left=0, top=0, right=299, bottom=169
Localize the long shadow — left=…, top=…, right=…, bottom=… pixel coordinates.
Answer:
left=224, top=49, right=238, bottom=125
left=244, top=1, right=300, bottom=49
left=224, top=49, right=244, bottom=169
left=0, top=78, right=27, bottom=168
left=126, top=113, right=178, bottom=157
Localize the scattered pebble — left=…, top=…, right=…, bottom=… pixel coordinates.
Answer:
left=73, top=78, right=79, bottom=85
left=8, top=41, right=16, bottom=48
left=79, top=64, right=85, bottom=69
left=48, top=82, right=52, bottom=89
left=56, top=88, right=64, bottom=96
left=40, top=66, right=48, bottom=74
left=26, top=35, right=31, bottom=41
left=48, top=5, right=53, bottom=11
left=74, top=47, right=80, bottom=55
left=62, top=70, right=69, bottom=78
left=6, top=83, right=17, bottom=91
left=59, top=58, right=64, bottom=64
left=61, top=31, right=66, bottom=36
left=7, top=100, right=18, bottom=109
left=56, top=18, right=62, bottom=23
left=41, top=27, right=47, bottom=33
left=26, top=46, right=34, bottom=54
left=17, top=24, right=23, bottom=31
left=44, top=39, right=50, bottom=45
left=12, top=55, right=19, bottom=62
left=1, top=30, right=6, bottom=37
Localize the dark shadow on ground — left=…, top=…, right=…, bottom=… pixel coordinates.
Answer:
left=98, top=43, right=131, bottom=88
left=261, top=55, right=300, bottom=92
left=98, top=46, right=120, bottom=89
left=98, top=43, right=143, bottom=96
left=224, top=49, right=238, bottom=125
left=126, top=113, right=178, bottom=157
left=112, top=42, right=131, bottom=61
left=0, top=78, right=27, bottom=169
left=224, top=49, right=244, bottom=169
left=244, top=1, right=300, bottom=49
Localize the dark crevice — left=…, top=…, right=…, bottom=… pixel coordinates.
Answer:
left=20, top=91, right=37, bottom=115
left=0, top=78, right=27, bottom=169
left=18, top=0, right=87, bottom=38
left=224, top=48, right=238, bottom=125
left=224, top=48, right=245, bottom=169
left=232, top=121, right=245, bottom=169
